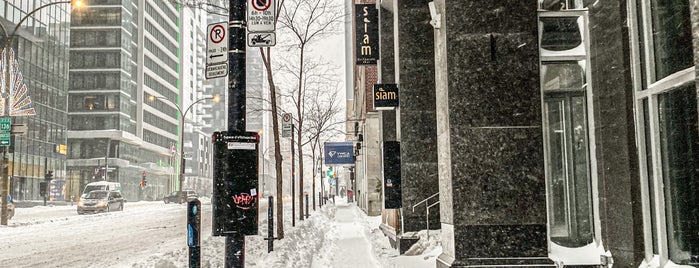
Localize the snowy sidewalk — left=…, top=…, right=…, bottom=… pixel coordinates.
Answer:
left=322, top=202, right=382, bottom=268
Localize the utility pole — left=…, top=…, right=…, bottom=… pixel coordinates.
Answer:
left=225, top=0, right=247, bottom=267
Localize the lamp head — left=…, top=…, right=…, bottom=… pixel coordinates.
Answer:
left=72, top=0, right=84, bottom=8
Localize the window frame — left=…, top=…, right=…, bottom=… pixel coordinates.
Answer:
left=628, top=0, right=697, bottom=265
left=538, top=9, right=604, bottom=265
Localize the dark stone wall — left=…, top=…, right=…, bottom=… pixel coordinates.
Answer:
left=380, top=6, right=397, bottom=142
left=586, top=1, right=645, bottom=267
left=444, top=0, right=548, bottom=264
left=396, top=1, right=440, bottom=232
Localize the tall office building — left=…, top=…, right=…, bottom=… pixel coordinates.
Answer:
left=1, top=0, right=72, bottom=200
left=67, top=1, right=182, bottom=201
left=180, top=5, right=216, bottom=197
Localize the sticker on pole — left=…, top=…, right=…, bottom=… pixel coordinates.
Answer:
left=247, top=0, right=276, bottom=32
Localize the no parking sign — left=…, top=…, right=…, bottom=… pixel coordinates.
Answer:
left=247, top=0, right=275, bottom=32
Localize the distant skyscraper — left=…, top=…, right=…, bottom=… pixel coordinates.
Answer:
left=68, top=1, right=182, bottom=200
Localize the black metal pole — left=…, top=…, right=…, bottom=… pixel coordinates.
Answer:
left=291, top=124, right=295, bottom=227
left=43, top=158, right=47, bottom=206
left=268, top=196, right=274, bottom=252
left=228, top=0, right=246, bottom=133
left=305, top=194, right=309, bottom=219
left=226, top=0, right=246, bottom=267
left=225, top=235, right=244, bottom=267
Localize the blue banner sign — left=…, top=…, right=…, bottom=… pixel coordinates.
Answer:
left=324, top=142, right=355, bottom=166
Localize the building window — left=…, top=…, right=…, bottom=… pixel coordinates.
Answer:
left=542, top=61, right=593, bottom=248
left=631, top=0, right=698, bottom=265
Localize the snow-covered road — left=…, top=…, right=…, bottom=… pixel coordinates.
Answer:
left=0, top=200, right=208, bottom=267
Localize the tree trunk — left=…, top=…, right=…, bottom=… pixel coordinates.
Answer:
left=260, top=47, right=285, bottom=239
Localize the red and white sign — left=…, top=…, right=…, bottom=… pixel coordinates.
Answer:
left=282, top=113, right=292, bottom=138
left=206, top=21, right=229, bottom=79
left=251, top=0, right=272, bottom=11
left=247, top=0, right=275, bottom=32
left=209, top=24, right=226, bottom=44
left=206, top=22, right=228, bottom=65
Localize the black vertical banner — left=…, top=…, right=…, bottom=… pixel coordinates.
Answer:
left=355, top=3, right=379, bottom=65
left=212, top=131, right=259, bottom=236
left=383, top=141, right=401, bottom=208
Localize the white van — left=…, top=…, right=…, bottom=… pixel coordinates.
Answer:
left=82, top=181, right=122, bottom=197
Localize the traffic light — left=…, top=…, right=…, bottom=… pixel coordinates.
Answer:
left=39, top=182, right=47, bottom=196
left=140, top=179, right=147, bottom=188
left=45, top=170, right=53, bottom=181
left=326, top=167, right=333, bottom=179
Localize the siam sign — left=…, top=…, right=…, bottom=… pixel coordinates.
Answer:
left=355, top=4, right=379, bottom=65
left=373, top=84, right=399, bottom=110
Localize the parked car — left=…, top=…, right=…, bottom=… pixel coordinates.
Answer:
left=77, top=190, right=124, bottom=214
left=0, top=194, right=14, bottom=220
left=163, top=190, right=197, bottom=204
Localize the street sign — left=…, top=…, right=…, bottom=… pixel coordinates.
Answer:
left=247, top=0, right=276, bottom=32
left=206, top=63, right=228, bottom=79
left=0, top=132, right=10, bottom=146
left=207, top=22, right=228, bottom=65
left=248, top=32, right=276, bottom=47
left=0, top=118, right=10, bottom=131
left=281, top=113, right=292, bottom=138
left=0, top=117, right=11, bottom=147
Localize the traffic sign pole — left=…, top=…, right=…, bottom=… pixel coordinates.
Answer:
left=222, top=1, right=248, bottom=267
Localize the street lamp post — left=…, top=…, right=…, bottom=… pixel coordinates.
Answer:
left=0, top=0, right=84, bottom=226
left=149, top=95, right=218, bottom=204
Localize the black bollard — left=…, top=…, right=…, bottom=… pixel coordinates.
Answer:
left=268, top=196, right=274, bottom=252
left=305, top=194, right=309, bottom=219
left=187, top=199, right=201, bottom=268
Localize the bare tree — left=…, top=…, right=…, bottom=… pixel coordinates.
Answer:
left=258, top=0, right=289, bottom=239
left=167, top=0, right=229, bottom=16
left=302, top=81, right=343, bottom=210
left=277, top=0, right=344, bottom=221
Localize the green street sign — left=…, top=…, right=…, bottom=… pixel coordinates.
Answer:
left=0, top=132, right=10, bottom=146
left=0, top=117, right=10, bottom=132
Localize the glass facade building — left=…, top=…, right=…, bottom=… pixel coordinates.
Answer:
left=1, top=0, right=71, bottom=201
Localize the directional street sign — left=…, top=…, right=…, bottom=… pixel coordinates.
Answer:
left=248, top=32, right=276, bottom=47
left=0, top=118, right=10, bottom=131
left=247, top=0, right=276, bottom=32
left=0, top=132, right=10, bottom=146
left=0, top=117, right=11, bottom=146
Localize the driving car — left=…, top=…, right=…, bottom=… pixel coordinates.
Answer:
left=77, top=190, right=124, bottom=214
left=163, top=190, right=197, bottom=204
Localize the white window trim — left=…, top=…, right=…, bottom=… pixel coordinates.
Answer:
left=628, top=0, right=697, bottom=266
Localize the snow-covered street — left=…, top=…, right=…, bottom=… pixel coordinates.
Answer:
left=0, top=198, right=441, bottom=267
